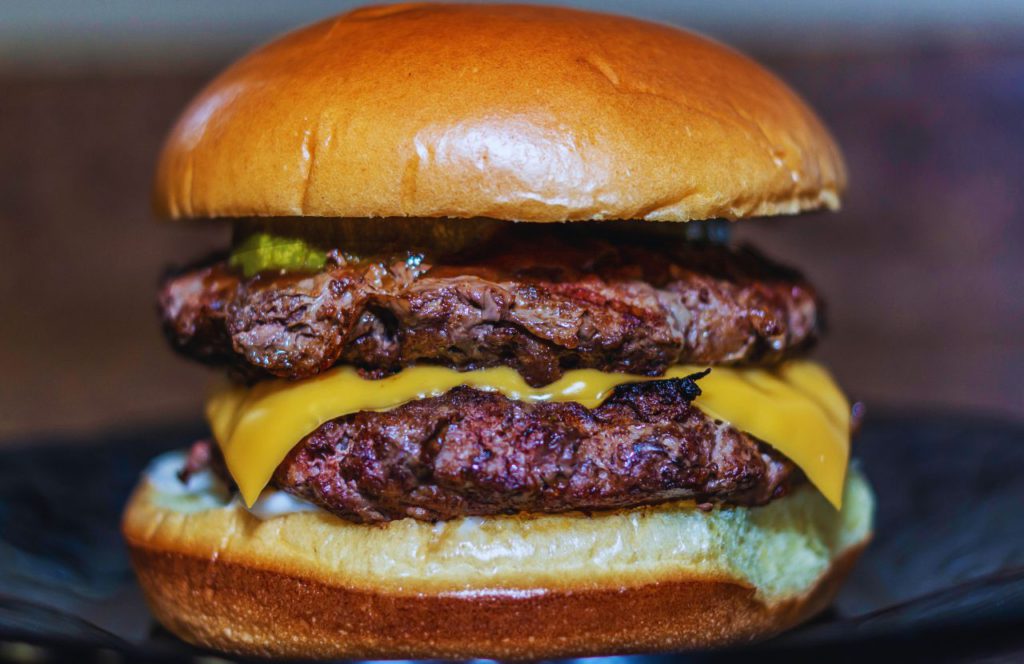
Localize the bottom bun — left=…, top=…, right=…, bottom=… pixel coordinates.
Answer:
left=122, top=454, right=873, bottom=659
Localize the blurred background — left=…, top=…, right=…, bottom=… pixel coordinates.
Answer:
left=1, top=0, right=1021, bottom=440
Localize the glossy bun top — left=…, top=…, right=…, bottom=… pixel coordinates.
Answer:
left=154, top=3, right=845, bottom=223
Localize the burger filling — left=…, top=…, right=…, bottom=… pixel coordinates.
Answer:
left=198, top=377, right=801, bottom=524
left=158, top=220, right=851, bottom=523
left=161, top=223, right=820, bottom=387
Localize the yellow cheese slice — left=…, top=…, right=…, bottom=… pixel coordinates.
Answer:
left=207, top=360, right=850, bottom=510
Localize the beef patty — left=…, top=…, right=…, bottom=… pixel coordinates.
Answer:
left=160, top=232, right=822, bottom=386
left=187, top=374, right=802, bottom=523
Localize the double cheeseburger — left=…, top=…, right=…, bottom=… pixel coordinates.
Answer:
left=123, top=3, right=874, bottom=659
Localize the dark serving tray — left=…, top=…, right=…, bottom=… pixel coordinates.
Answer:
left=1, top=411, right=1022, bottom=662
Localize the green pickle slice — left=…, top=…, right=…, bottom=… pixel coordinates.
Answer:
left=229, top=232, right=328, bottom=277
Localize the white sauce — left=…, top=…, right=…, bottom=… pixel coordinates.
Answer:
left=144, top=448, right=322, bottom=519
left=241, top=488, right=321, bottom=519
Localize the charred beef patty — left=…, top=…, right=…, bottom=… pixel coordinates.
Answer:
left=160, top=233, right=822, bottom=386
left=187, top=376, right=801, bottom=524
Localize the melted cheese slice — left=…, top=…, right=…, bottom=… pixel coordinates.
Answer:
left=206, top=361, right=850, bottom=510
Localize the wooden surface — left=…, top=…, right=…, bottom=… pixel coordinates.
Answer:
left=0, top=44, right=1021, bottom=440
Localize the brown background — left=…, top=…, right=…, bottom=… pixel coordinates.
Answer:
left=1, top=36, right=1021, bottom=440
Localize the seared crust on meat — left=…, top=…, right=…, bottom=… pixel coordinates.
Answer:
left=160, top=231, right=822, bottom=386
left=257, top=377, right=800, bottom=523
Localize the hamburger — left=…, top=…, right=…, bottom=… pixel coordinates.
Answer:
left=122, top=3, right=874, bottom=659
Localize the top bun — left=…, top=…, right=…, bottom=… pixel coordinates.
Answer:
left=154, top=3, right=845, bottom=223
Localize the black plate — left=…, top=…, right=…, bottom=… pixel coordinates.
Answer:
left=1, top=411, right=1023, bottom=662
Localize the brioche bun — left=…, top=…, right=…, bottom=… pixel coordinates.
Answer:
left=123, top=463, right=872, bottom=659
left=153, top=3, right=845, bottom=223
